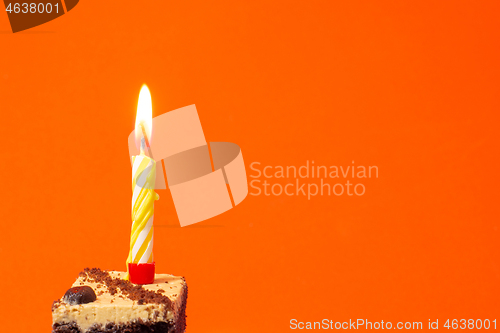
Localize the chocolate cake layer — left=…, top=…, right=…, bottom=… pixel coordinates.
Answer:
left=52, top=268, right=187, bottom=333
left=53, top=320, right=175, bottom=333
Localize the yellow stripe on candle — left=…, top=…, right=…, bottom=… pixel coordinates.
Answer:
left=130, top=210, right=153, bottom=247
left=134, top=227, right=154, bottom=263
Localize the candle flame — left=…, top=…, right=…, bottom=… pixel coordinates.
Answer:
left=135, top=84, right=153, bottom=147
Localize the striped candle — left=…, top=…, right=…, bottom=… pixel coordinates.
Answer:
left=125, top=153, right=159, bottom=280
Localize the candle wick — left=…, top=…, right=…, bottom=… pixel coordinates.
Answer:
left=140, top=123, right=154, bottom=158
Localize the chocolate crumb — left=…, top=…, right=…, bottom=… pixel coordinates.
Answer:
left=77, top=268, right=173, bottom=307
left=153, top=310, right=160, bottom=320
left=52, top=300, right=61, bottom=311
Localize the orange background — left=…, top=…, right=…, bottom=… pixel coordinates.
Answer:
left=1, top=1, right=499, bottom=332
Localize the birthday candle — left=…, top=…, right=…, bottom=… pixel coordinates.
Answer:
left=125, top=84, right=159, bottom=282
left=128, top=153, right=159, bottom=263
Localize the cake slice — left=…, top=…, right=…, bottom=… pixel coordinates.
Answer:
left=52, top=268, right=187, bottom=333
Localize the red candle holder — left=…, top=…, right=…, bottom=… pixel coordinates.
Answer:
left=128, top=262, right=155, bottom=285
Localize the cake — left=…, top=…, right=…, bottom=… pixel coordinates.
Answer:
left=52, top=268, right=187, bottom=333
